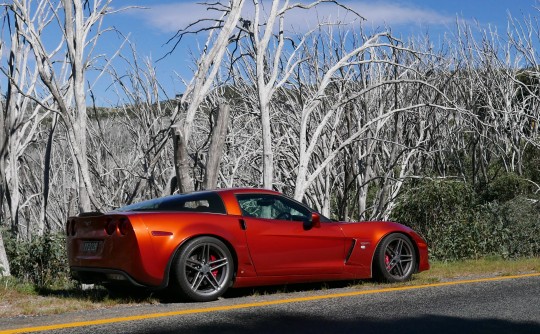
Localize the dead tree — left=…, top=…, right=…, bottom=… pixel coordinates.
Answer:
left=169, top=0, right=245, bottom=193
left=236, top=0, right=362, bottom=189
left=9, top=0, right=122, bottom=212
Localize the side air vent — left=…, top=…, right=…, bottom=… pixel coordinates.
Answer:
left=345, top=239, right=357, bottom=264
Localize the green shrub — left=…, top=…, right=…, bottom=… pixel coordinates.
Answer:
left=392, top=179, right=540, bottom=261
left=482, top=196, right=540, bottom=258
left=481, top=172, right=531, bottom=203
left=391, top=179, right=477, bottom=238
left=523, top=145, right=540, bottom=184
left=4, top=233, right=71, bottom=288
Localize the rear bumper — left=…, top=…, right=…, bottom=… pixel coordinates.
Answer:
left=70, top=267, right=147, bottom=287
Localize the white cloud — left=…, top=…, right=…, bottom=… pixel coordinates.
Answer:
left=137, top=3, right=217, bottom=33
left=137, top=1, right=454, bottom=34
left=347, top=1, right=453, bottom=26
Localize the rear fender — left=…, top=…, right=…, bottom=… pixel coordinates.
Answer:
left=157, top=221, right=256, bottom=288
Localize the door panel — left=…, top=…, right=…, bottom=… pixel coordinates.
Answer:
left=243, top=218, right=346, bottom=275
left=236, top=194, right=346, bottom=276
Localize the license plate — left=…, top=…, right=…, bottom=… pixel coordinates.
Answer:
left=81, top=241, right=100, bottom=253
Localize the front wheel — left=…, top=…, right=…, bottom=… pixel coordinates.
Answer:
left=373, top=233, right=417, bottom=283
left=172, top=237, right=234, bottom=302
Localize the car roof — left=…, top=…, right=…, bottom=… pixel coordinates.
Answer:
left=212, top=188, right=281, bottom=196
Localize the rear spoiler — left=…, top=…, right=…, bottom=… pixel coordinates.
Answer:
left=78, top=211, right=104, bottom=217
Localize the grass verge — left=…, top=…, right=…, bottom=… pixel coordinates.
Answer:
left=352, top=256, right=540, bottom=289
left=416, top=256, right=540, bottom=282
left=0, top=278, right=160, bottom=318
left=1, top=257, right=538, bottom=317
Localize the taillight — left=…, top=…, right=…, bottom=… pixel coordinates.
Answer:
left=105, top=219, right=117, bottom=235
left=119, top=219, right=132, bottom=236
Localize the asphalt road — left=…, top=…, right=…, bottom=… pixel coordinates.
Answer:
left=2, top=275, right=539, bottom=334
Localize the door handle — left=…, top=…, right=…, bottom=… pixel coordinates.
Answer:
left=239, top=219, right=247, bottom=230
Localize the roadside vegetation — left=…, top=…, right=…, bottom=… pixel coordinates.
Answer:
left=392, top=172, right=540, bottom=261
left=0, top=276, right=160, bottom=317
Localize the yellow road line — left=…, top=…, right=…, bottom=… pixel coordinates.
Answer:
left=2, top=272, right=539, bottom=334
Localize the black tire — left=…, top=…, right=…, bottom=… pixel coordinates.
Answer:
left=172, top=236, right=234, bottom=302
left=373, top=233, right=417, bottom=283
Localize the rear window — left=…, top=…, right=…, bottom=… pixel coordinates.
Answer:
left=116, top=192, right=226, bottom=214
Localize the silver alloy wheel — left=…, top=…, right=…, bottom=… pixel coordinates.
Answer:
left=175, top=237, right=234, bottom=301
left=184, top=243, right=230, bottom=294
left=373, top=233, right=417, bottom=283
left=383, top=237, right=414, bottom=279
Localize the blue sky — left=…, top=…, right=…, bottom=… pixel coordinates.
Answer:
left=96, top=0, right=540, bottom=104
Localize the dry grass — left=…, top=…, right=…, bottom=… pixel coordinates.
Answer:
left=352, top=256, right=540, bottom=289
left=1, top=257, right=538, bottom=317
left=0, top=279, right=160, bottom=318
left=418, top=256, right=540, bottom=281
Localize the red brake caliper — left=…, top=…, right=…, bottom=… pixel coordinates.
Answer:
left=210, top=254, right=218, bottom=277
left=385, top=254, right=390, bottom=270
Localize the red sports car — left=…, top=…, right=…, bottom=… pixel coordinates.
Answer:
left=66, top=188, right=429, bottom=302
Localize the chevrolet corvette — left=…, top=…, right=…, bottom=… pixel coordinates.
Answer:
left=66, top=188, right=429, bottom=302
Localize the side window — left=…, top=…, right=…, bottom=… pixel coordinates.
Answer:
left=237, top=194, right=311, bottom=221
left=274, top=197, right=310, bottom=221
left=156, top=193, right=226, bottom=214
left=237, top=197, right=261, bottom=217
left=183, top=199, right=209, bottom=210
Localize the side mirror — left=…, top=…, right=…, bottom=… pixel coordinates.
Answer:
left=311, top=212, right=321, bottom=228
left=304, top=212, right=321, bottom=230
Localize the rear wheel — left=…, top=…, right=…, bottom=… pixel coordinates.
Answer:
left=172, top=237, right=234, bottom=302
left=373, top=233, right=416, bottom=283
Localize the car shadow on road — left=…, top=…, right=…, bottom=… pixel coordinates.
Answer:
left=35, top=280, right=358, bottom=305
left=36, top=285, right=158, bottom=303
left=222, top=280, right=362, bottom=299
left=129, top=312, right=540, bottom=334
left=154, top=280, right=364, bottom=303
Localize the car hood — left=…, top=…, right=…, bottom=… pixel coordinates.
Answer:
left=336, top=220, right=415, bottom=238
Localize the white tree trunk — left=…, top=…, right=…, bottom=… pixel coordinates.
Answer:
left=204, top=104, right=231, bottom=189
left=0, top=233, right=10, bottom=277
left=171, top=0, right=245, bottom=192
left=62, top=0, right=95, bottom=212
